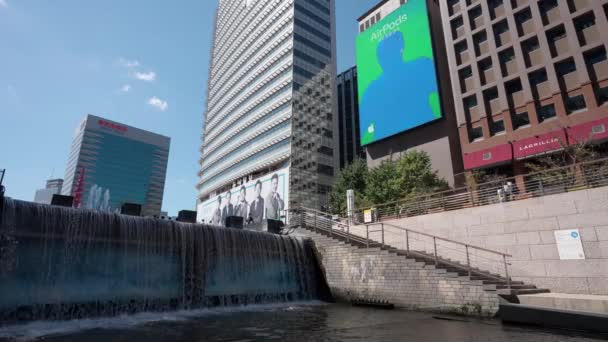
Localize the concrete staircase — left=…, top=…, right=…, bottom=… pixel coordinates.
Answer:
left=292, top=219, right=550, bottom=302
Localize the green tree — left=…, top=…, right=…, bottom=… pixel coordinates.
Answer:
left=328, top=158, right=368, bottom=214
left=364, top=159, right=402, bottom=205
left=395, top=150, right=449, bottom=197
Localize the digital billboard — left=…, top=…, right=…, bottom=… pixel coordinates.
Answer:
left=356, top=0, right=442, bottom=146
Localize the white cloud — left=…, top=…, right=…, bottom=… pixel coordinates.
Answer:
left=0, top=0, right=7, bottom=8
left=117, top=58, right=140, bottom=69
left=120, top=84, right=131, bottom=93
left=148, top=96, right=168, bottom=111
left=133, top=71, right=156, bottom=82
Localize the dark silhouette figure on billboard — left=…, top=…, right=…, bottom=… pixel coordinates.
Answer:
left=221, top=191, right=234, bottom=224
left=235, top=186, right=248, bottom=218
left=211, top=195, right=222, bottom=226
left=359, top=31, right=438, bottom=143
left=249, top=180, right=264, bottom=223
left=265, top=173, right=284, bottom=220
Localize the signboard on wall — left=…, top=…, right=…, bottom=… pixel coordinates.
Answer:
left=554, top=229, right=585, bottom=260
left=197, top=166, right=290, bottom=226
left=363, top=209, right=373, bottom=223
left=356, top=0, right=442, bottom=146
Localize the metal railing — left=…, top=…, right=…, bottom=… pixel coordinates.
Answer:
left=352, top=157, right=608, bottom=223
left=290, top=207, right=513, bottom=286
left=0, top=169, right=5, bottom=187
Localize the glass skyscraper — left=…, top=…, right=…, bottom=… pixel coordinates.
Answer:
left=197, top=0, right=338, bottom=215
left=62, top=114, right=170, bottom=216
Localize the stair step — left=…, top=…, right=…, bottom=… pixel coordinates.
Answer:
left=496, top=288, right=551, bottom=296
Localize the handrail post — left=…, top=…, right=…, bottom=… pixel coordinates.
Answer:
left=503, top=255, right=511, bottom=289
left=465, top=245, right=471, bottom=277
left=366, top=225, right=369, bottom=249
left=381, top=223, right=384, bottom=248
left=405, top=230, right=410, bottom=255
left=433, top=237, right=438, bottom=266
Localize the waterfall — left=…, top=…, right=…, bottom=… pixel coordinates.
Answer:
left=0, top=198, right=327, bottom=324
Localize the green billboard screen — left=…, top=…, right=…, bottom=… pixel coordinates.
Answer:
left=356, top=0, right=442, bottom=146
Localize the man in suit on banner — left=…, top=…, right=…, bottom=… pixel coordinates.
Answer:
left=235, top=186, right=248, bottom=218
left=211, top=195, right=222, bottom=226
left=249, top=180, right=264, bottom=223
left=265, top=173, right=284, bottom=220
left=221, top=191, right=234, bottom=225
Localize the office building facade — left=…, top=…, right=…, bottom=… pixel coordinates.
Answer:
left=356, top=0, right=463, bottom=186
left=33, top=178, right=64, bottom=204
left=197, top=0, right=338, bottom=221
left=439, top=0, right=608, bottom=181
left=336, top=66, right=365, bottom=168
left=62, top=114, right=170, bottom=216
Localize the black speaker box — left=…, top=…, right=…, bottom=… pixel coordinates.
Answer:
left=225, top=216, right=244, bottom=229
left=266, top=219, right=284, bottom=234
left=121, top=203, right=142, bottom=216
left=51, top=194, right=73, bottom=207
left=177, top=210, right=197, bottom=223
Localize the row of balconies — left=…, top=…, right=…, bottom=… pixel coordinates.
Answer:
left=209, top=7, right=292, bottom=93
left=211, top=0, right=286, bottom=81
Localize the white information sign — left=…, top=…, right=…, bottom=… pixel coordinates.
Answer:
left=363, top=209, right=373, bottom=224
left=554, top=229, right=585, bottom=260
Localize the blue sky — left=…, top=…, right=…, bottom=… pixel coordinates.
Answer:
left=0, top=0, right=377, bottom=215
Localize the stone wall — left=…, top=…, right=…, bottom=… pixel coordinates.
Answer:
left=359, top=187, right=608, bottom=295
left=295, top=229, right=500, bottom=317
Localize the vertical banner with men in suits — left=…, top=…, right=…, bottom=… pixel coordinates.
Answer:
left=196, top=166, right=289, bottom=226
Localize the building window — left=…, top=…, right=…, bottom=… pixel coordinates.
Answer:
left=489, top=0, right=505, bottom=20
left=537, top=103, right=557, bottom=121
left=452, top=17, right=464, bottom=40
left=565, top=94, right=587, bottom=114
left=469, top=126, right=484, bottom=141
left=473, top=30, right=488, bottom=56
left=493, top=20, right=510, bottom=46
left=317, top=164, right=334, bottom=176
left=512, top=111, right=530, bottom=129
left=546, top=25, right=567, bottom=58
left=574, top=12, right=597, bottom=46
left=598, top=86, right=608, bottom=106
left=539, top=0, right=559, bottom=26
left=515, top=8, right=533, bottom=37
left=359, top=23, right=364, bottom=32
left=469, top=6, right=483, bottom=30
left=376, top=13, right=381, bottom=21
left=491, top=119, right=506, bottom=135
left=448, top=0, right=461, bottom=16
left=583, top=46, right=607, bottom=82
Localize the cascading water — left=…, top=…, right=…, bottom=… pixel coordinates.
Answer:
left=0, top=198, right=329, bottom=325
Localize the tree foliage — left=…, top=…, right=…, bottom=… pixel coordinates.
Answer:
left=328, top=151, right=449, bottom=214
left=328, top=158, right=368, bottom=214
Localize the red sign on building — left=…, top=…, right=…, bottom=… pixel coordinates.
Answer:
left=567, top=117, right=608, bottom=144
left=97, top=119, right=128, bottom=132
left=512, top=129, right=566, bottom=159
left=463, top=143, right=513, bottom=170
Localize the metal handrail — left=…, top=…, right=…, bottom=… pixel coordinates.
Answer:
left=0, top=169, right=5, bottom=187
left=350, top=157, right=608, bottom=223
left=291, top=206, right=513, bottom=286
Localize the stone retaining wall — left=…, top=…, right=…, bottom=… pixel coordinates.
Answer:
left=295, top=229, right=500, bottom=317
left=361, top=187, right=608, bottom=295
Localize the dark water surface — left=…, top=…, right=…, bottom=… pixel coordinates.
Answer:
left=0, top=303, right=605, bottom=342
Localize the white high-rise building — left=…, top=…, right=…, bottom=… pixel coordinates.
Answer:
left=33, top=178, right=64, bottom=204
left=197, top=0, right=338, bottom=223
